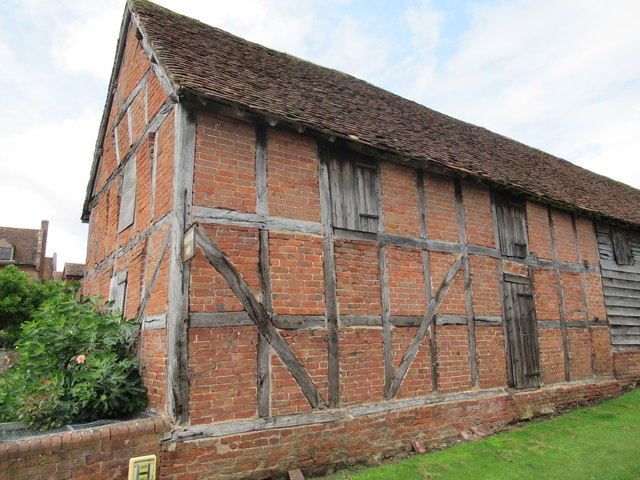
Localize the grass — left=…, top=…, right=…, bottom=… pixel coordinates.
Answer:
left=314, top=388, right=640, bottom=480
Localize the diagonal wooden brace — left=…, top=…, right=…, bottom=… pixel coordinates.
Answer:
left=195, top=226, right=326, bottom=409
left=388, top=256, right=463, bottom=398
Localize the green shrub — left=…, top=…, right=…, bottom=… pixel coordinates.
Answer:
left=0, top=265, right=61, bottom=348
left=0, top=290, right=147, bottom=431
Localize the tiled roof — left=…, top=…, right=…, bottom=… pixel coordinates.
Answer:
left=0, top=227, right=40, bottom=268
left=62, top=263, right=86, bottom=278
left=129, top=0, right=640, bottom=226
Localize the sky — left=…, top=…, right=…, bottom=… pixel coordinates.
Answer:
left=0, top=0, right=639, bottom=270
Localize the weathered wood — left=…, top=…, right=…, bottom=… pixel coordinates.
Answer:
left=149, top=132, right=158, bottom=220
left=604, top=306, right=640, bottom=318
left=390, top=316, right=422, bottom=327
left=142, top=314, right=167, bottom=330
left=548, top=208, right=571, bottom=382
left=388, top=256, right=463, bottom=398
left=602, top=283, right=640, bottom=296
left=609, top=326, right=640, bottom=335
left=600, top=261, right=640, bottom=274
left=341, top=315, right=382, bottom=327
left=475, top=316, right=503, bottom=326
left=379, top=245, right=394, bottom=397
left=607, top=316, right=640, bottom=326
left=136, top=229, right=171, bottom=322
left=538, top=320, right=562, bottom=329
left=455, top=180, right=478, bottom=387
left=604, top=296, right=640, bottom=308
left=502, top=274, right=541, bottom=389
left=273, top=315, right=326, bottom=330
left=194, top=206, right=322, bottom=235
left=435, top=314, right=468, bottom=326
left=166, top=104, right=196, bottom=425
left=318, top=146, right=340, bottom=408
left=255, top=125, right=268, bottom=215
left=494, top=192, right=528, bottom=258
left=257, top=228, right=272, bottom=418
left=611, top=227, right=634, bottom=265
left=195, top=227, right=326, bottom=409
left=118, top=156, right=137, bottom=232
left=189, top=311, right=253, bottom=328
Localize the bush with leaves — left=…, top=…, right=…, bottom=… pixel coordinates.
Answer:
left=0, top=265, right=61, bottom=348
left=0, top=290, right=147, bottom=430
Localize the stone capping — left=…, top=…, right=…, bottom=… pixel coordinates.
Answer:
left=0, top=414, right=169, bottom=462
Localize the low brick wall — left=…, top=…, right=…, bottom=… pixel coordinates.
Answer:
left=0, top=416, right=168, bottom=480
left=159, top=379, right=621, bottom=480
left=613, top=349, right=640, bottom=383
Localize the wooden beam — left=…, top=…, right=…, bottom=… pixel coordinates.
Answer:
left=379, top=245, right=394, bottom=397
left=318, top=146, right=340, bottom=408
left=548, top=207, right=571, bottom=382
left=417, top=171, right=439, bottom=391
left=388, top=256, right=463, bottom=398
left=455, top=180, right=478, bottom=387
left=195, top=226, right=326, bottom=409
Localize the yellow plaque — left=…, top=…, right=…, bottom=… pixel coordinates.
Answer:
left=128, top=455, right=157, bottom=480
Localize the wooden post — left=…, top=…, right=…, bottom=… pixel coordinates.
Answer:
left=417, top=172, right=438, bottom=391
left=166, top=104, right=196, bottom=425
left=255, top=124, right=272, bottom=417
left=548, top=208, right=571, bottom=382
left=318, top=146, right=340, bottom=408
left=454, top=180, right=479, bottom=387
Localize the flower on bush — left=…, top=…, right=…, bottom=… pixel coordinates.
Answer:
left=0, top=291, right=147, bottom=431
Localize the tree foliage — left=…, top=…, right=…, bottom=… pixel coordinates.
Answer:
left=0, top=265, right=60, bottom=347
left=0, top=289, right=147, bottom=430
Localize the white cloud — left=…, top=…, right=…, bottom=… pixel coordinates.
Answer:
left=0, top=110, right=97, bottom=264
left=401, top=0, right=640, bottom=189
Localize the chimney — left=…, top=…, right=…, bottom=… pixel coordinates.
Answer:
left=38, top=220, right=49, bottom=280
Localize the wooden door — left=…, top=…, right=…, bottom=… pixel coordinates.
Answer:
left=503, top=273, right=541, bottom=389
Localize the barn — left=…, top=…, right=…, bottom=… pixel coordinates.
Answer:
left=78, top=0, right=640, bottom=477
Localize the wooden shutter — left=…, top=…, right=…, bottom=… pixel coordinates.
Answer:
left=328, top=149, right=379, bottom=233
left=611, top=227, right=633, bottom=265
left=109, top=270, right=128, bottom=314
left=118, top=158, right=136, bottom=232
left=495, top=193, right=528, bottom=258
left=503, top=273, right=541, bottom=389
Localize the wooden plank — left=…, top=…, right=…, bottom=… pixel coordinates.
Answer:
left=388, top=256, right=463, bottom=398
left=607, top=317, right=640, bottom=326
left=600, top=268, right=640, bottom=281
left=435, top=314, right=467, bottom=326
left=609, top=326, right=640, bottom=335
left=600, top=261, right=640, bottom=274
left=538, top=320, right=562, bottom=329
left=195, top=227, right=326, bottom=409
left=602, top=285, right=640, bottom=297
left=604, top=296, right=640, bottom=308
left=318, top=146, right=340, bottom=408
left=166, top=104, right=196, bottom=425
left=455, top=180, right=478, bottom=387
left=611, top=336, right=640, bottom=346
left=605, top=306, right=640, bottom=318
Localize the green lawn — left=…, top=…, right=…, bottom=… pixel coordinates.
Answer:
left=315, top=388, right=640, bottom=480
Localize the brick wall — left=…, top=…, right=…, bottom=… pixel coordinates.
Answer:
left=0, top=417, right=168, bottom=480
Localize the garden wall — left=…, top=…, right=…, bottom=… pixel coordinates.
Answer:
left=0, top=416, right=168, bottom=480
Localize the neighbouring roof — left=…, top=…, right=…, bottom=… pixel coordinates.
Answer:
left=0, top=227, right=40, bottom=268
left=95, top=0, right=640, bottom=226
left=62, top=262, right=86, bottom=278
